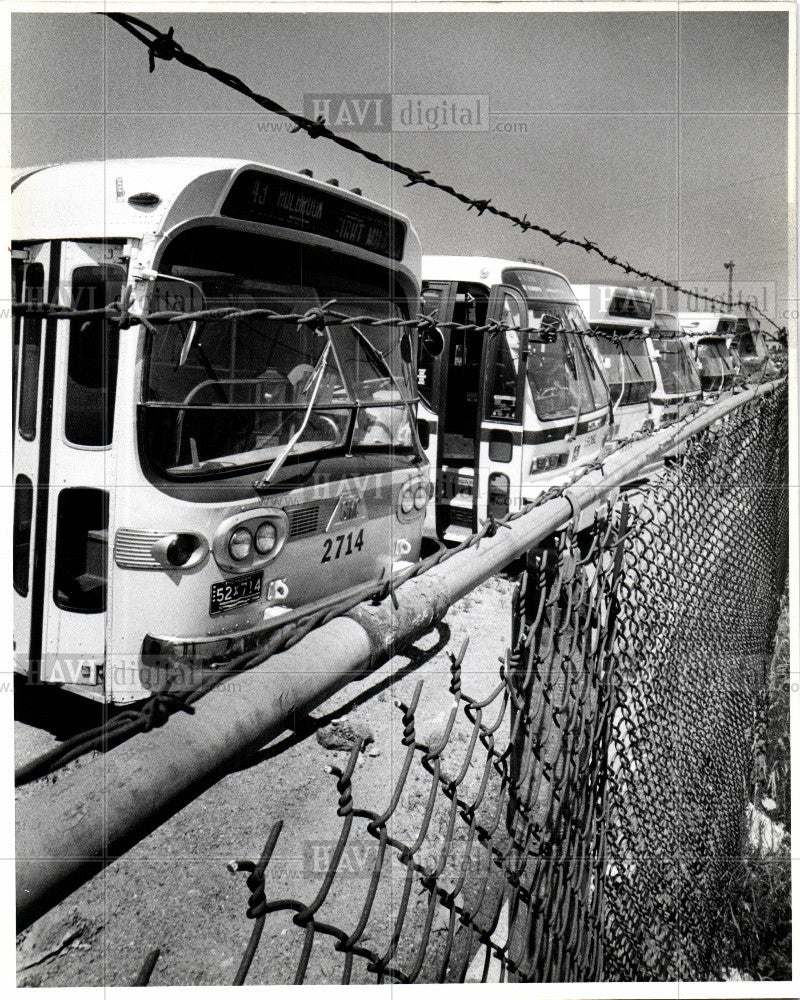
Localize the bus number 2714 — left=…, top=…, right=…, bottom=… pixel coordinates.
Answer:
left=321, top=529, right=365, bottom=563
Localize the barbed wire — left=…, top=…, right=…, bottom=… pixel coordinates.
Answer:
left=10, top=296, right=777, bottom=349
left=102, top=12, right=786, bottom=336
left=16, top=366, right=778, bottom=789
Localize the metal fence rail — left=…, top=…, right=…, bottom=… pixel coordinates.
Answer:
left=207, top=382, right=788, bottom=985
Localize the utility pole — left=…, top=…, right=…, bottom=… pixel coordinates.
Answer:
left=723, top=260, right=735, bottom=309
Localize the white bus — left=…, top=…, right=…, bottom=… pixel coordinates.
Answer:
left=732, top=315, right=770, bottom=378
left=675, top=311, right=739, bottom=400
left=572, top=284, right=657, bottom=439
left=419, top=256, right=611, bottom=541
left=649, top=312, right=704, bottom=425
left=12, top=158, right=429, bottom=702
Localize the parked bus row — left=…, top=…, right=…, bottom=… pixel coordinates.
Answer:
left=10, top=157, right=776, bottom=702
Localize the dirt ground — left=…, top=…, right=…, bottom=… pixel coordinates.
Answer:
left=15, top=576, right=517, bottom=987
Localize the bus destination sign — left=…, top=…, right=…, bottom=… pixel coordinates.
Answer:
left=220, top=169, right=405, bottom=260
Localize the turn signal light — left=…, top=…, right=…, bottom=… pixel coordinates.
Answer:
left=167, top=534, right=200, bottom=567
left=151, top=532, right=209, bottom=570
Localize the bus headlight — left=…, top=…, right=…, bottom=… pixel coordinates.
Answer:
left=229, top=528, right=253, bottom=561
left=254, top=521, right=278, bottom=555
left=399, top=483, right=416, bottom=514
left=398, top=478, right=427, bottom=520
left=212, top=508, right=289, bottom=572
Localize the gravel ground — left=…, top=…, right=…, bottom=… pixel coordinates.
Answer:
left=15, top=576, right=516, bottom=987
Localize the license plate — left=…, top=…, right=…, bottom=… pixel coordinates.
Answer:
left=210, top=570, right=263, bottom=616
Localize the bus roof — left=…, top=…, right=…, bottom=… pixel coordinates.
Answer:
left=421, top=254, right=571, bottom=289
left=571, top=283, right=654, bottom=328
left=675, top=310, right=738, bottom=336
left=11, top=158, right=419, bottom=271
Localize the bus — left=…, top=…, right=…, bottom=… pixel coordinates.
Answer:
left=419, top=256, right=611, bottom=542
left=675, top=311, right=739, bottom=400
left=572, top=284, right=657, bottom=440
left=649, top=312, right=704, bottom=425
left=12, top=158, right=429, bottom=703
left=732, top=315, right=770, bottom=378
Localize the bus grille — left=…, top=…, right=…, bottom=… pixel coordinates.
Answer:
left=288, top=504, right=320, bottom=539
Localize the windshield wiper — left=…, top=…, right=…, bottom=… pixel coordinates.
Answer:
left=350, top=324, right=401, bottom=390
left=350, top=323, right=422, bottom=454
left=568, top=396, right=583, bottom=441
left=253, top=340, right=332, bottom=491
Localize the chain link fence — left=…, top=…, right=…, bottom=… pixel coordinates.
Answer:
left=131, top=382, right=788, bottom=986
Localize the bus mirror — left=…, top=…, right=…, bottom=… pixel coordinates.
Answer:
left=400, top=332, right=413, bottom=364
left=420, top=325, right=445, bottom=358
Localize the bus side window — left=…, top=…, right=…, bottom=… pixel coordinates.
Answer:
left=12, top=258, right=23, bottom=429
left=65, top=265, right=125, bottom=447
left=418, top=286, right=442, bottom=394
left=484, top=299, right=520, bottom=422
left=18, top=262, right=45, bottom=441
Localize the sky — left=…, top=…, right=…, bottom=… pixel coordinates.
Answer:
left=9, top=6, right=793, bottom=324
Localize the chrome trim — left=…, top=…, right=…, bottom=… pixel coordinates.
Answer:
left=114, top=529, right=170, bottom=569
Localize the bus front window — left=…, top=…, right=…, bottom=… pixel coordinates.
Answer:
left=141, top=228, right=419, bottom=478
left=652, top=339, right=701, bottom=395
left=596, top=336, right=655, bottom=406
left=524, top=301, right=604, bottom=420
left=695, top=341, right=726, bottom=391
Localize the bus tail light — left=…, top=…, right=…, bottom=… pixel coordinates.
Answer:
left=487, top=473, right=510, bottom=518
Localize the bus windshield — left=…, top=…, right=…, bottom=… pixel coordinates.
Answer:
left=521, top=299, right=605, bottom=420
left=651, top=338, right=701, bottom=395
left=596, top=336, right=655, bottom=406
left=141, top=228, right=418, bottom=477
left=696, top=339, right=733, bottom=390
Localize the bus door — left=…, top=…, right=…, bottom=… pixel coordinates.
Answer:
left=423, top=281, right=491, bottom=539
left=20, top=241, right=126, bottom=693
left=13, top=242, right=52, bottom=677
left=475, top=284, right=528, bottom=527
left=417, top=282, right=456, bottom=475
